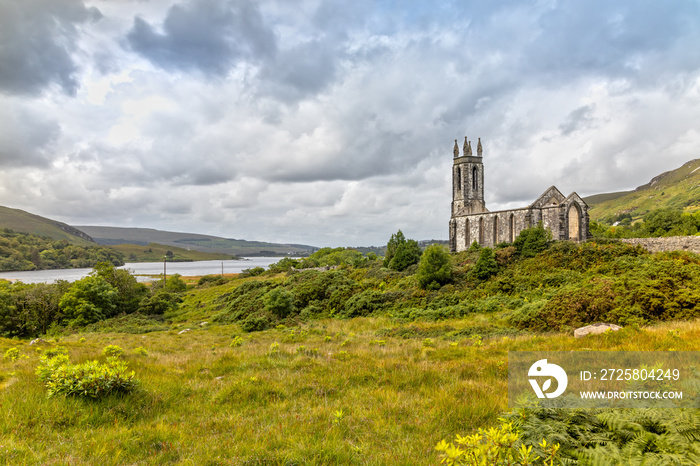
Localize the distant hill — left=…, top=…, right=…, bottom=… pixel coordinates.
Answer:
left=76, top=226, right=316, bottom=257
left=0, top=206, right=95, bottom=245
left=584, top=159, right=700, bottom=222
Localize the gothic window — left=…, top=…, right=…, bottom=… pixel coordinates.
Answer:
left=479, top=217, right=484, bottom=245
left=465, top=218, right=470, bottom=248
left=493, top=216, right=499, bottom=244
left=472, top=167, right=478, bottom=191
left=456, top=167, right=461, bottom=192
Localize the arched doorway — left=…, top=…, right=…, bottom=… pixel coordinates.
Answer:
left=568, top=204, right=581, bottom=241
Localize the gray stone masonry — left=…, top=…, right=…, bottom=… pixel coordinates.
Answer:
left=620, top=236, right=700, bottom=253
left=449, top=137, right=590, bottom=252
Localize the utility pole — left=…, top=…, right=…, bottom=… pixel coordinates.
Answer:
left=163, top=255, right=167, bottom=286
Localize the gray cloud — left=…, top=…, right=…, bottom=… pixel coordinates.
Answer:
left=126, top=0, right=276, bottom=76
left=0, top=0, right=101, bottom=95
left=559, top=105, right=596, bottom=136
left=0, top=102, right=60, bottom=167
left=2, top=0, right=700, bottom=247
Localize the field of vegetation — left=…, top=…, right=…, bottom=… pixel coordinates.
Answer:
left=1, top=227, right=699, bottom=464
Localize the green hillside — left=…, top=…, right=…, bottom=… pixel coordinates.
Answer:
left=109, top=243, right=236, bottom=262
left=76, top=226, right=316, bottom=257
left=585, top=158, right=700, bottom=222
left=0, top=206, right=95, bottom=246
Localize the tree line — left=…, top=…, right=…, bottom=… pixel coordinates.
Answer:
left=0, top=229, right=124, bottom=271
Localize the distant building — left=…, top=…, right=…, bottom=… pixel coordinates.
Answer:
left=448, top=137, right=590, bottom=252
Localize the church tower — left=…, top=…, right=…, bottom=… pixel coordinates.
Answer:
left=449, top=137, right=486, bottom=252
left=451, top=136, right=485, bottom=216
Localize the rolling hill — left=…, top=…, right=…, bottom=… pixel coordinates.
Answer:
left=0, top=206, right=95, bottom=245
left=0, top=206, right=315, bottom=258
left=584, top=158, right=700, bottom=222
left=75, top=226, right=316, bottom=257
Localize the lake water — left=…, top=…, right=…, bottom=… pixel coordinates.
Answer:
left=0, top=257, right=281, bottom=284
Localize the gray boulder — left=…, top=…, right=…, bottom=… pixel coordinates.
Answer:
left=574, top=323, right=622, bottom=338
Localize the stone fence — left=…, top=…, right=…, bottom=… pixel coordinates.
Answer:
left=619, top=236, right=700, bottom=253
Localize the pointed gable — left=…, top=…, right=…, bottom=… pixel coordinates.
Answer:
left=529, top=186, right=566, bottom=209
left=563, top=191, right=588, bottom=208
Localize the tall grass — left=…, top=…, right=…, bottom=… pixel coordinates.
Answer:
left=1, top=316, right=699, bottom=464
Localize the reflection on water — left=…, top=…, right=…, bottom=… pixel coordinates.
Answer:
left=0, top=257, right=281, bottom=284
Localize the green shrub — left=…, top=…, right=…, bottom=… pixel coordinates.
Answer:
left=139, top=291, right=182, bottom=315
left=240, top=315, right=270, bottom=332
left=197, top=275, right=226, bottom=286
left=342, top=290, right=385, bottom=317
left=264, top=288, right=295, bottom=318
left=240, top=267, right=265, bottom=277
left=436, top=420, right=560, bottom=466
left=417, top=244, right=453, bottom=290
left=472, top=247, right=498, bottom=280
left=229, top=335, right=244, bottom=347
left=59, top=276, right=119, bottom=326
left=513, top=224, right=552, bottom=258
left=3, top=347, right=23, bottom=362
left=384, top=230, right=423, bottom=271
left=102, top=344, right=125, bottom=358
left=36, top=353, right=138, bottom=398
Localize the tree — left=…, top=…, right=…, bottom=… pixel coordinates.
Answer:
left=473, top=247, right=499, bottom=280
left=384, top=230, right=423, bottom=271
left=59, top=276, right=118, bottom=326
left=643, top=209, right=683, bottom=236
left=383, top=230, right=407, bottom=268
left=417, top=244, right=453, bottom=290
left=91, top=262, right=148, bottom=314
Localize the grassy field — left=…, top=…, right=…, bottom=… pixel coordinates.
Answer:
left=1, top=312, right=699, bottom=464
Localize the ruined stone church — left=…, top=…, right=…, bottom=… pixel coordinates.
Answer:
left=449, top=137, right=590, bottom=252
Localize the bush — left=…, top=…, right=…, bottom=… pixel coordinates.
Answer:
left=197, top=275, right=226, bottom=287
left=473, top=247, right=498, bottom=280
left=264, top=288, right=295, bottom=318
left=59, top=276, right=119, bottom=326
left=513, top=224, right=552, bottom=258
left=102, top=344, right=125, bottom=358
left=384, top=230, right=423, bottom=271
left=343, top=290, right=386, bottom=317
left=139, top=291, right=181, bottom=315
left=3, top=347, right=23, bottom=362
left=36, top=353, right=138, bottom=398
left=417, top=244, right=453, bottom=290
left=435, top=420, right=560, bottom=465
left=240, top=315, right=270, bottom=332
left=91, top=262, right=148, bottom=315
left=240, top=267, right=265, bottom=277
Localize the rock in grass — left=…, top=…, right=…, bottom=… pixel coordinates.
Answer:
left=574, top=323, right=622, bottom=339
left=178, top=329, right=191, bottom=335
left=29, top=338, right=48, bottom=346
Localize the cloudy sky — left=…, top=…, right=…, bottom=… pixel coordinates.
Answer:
left=1, top=0, right=699, bottom=247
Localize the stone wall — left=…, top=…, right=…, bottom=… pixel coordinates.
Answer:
left=620, top=236, right=700, bottom=253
